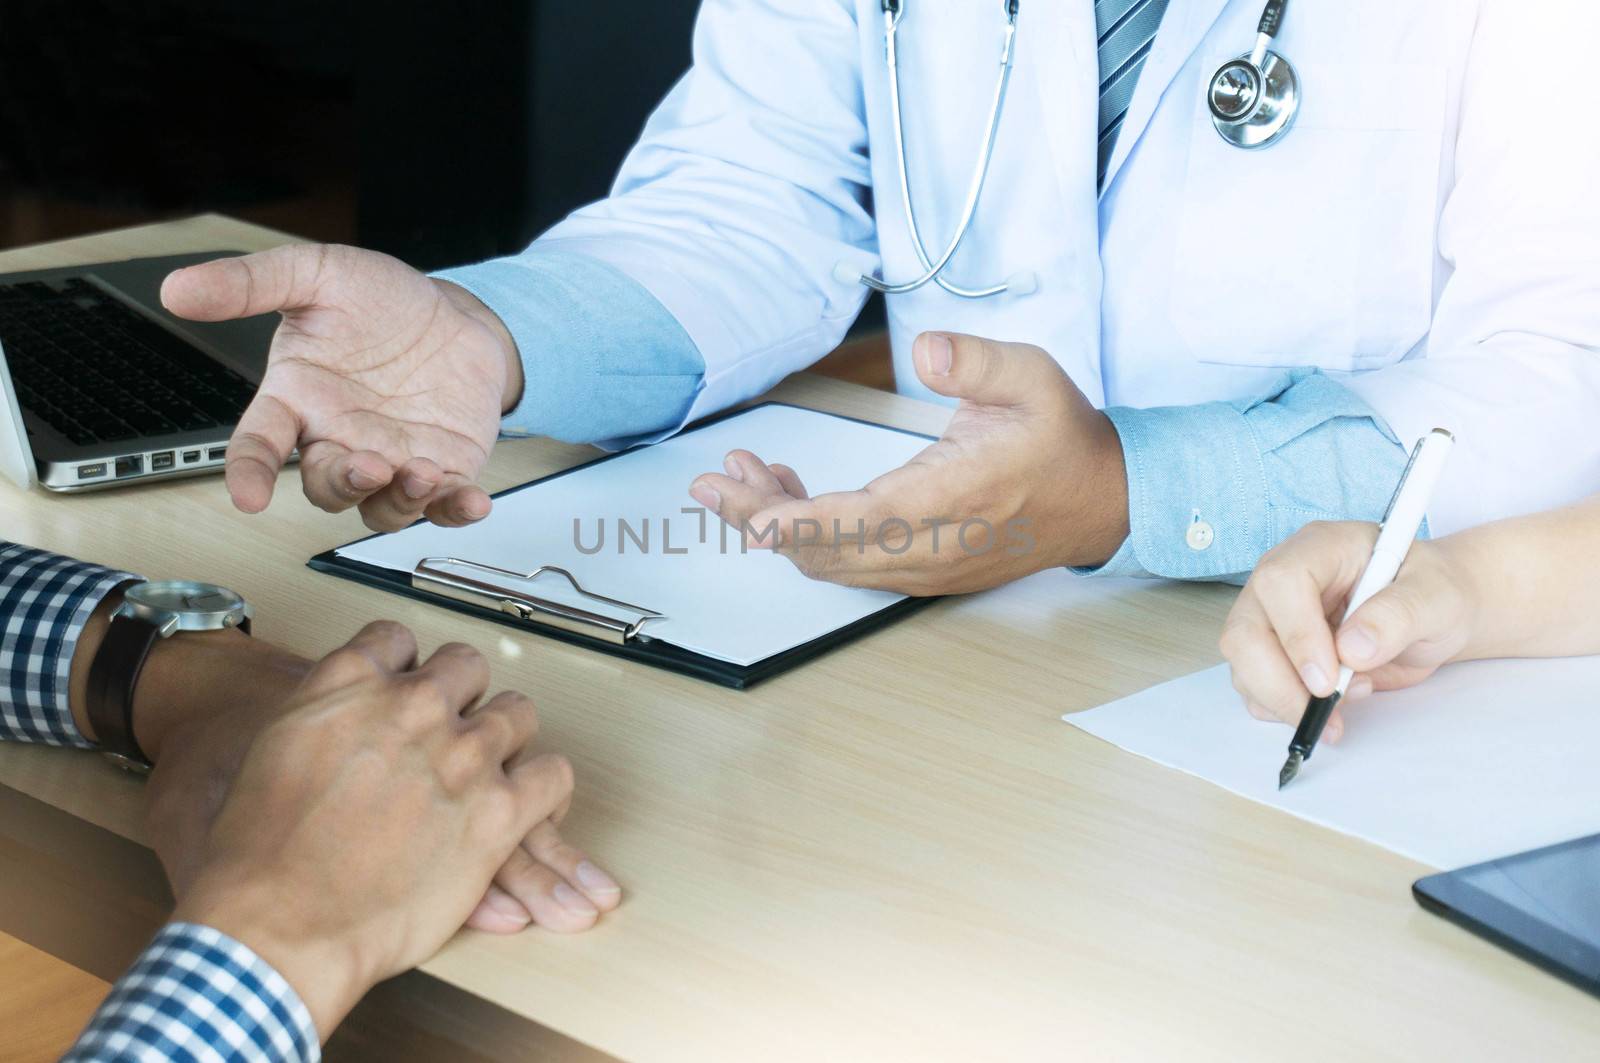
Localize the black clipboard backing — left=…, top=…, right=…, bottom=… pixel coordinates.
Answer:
left=308, top=402, right=941, bottom=689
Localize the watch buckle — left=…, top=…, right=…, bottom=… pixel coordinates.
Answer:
left=101, top=751, right=153, bottom=776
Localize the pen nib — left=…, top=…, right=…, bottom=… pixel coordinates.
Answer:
left=1278, top=751, right=1304, bottom=791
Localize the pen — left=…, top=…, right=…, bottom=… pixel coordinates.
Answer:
left=1277, top=428, right=1456, bottom=790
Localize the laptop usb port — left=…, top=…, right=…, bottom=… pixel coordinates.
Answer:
left=115, top=455, right=144, bottom=478
left=181, top=449, right=202, bottom=464
left=207, top=446, right=228, bottom=462
left=76, top=462, right=107, bottom=480
left=151, top=451, right=175, bottom=471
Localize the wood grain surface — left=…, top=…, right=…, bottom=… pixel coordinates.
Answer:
left=2, top=216, right=1595, bottom=1062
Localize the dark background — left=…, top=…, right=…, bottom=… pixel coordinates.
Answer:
left=0, top=0, right=887, bottom=372
left=0, top=0, right=700, bottom=269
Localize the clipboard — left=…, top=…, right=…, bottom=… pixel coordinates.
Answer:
left=308, top=403, right=942, bottom=689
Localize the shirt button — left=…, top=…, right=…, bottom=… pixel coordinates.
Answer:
left=1186, top=520, right=1215, bottom=551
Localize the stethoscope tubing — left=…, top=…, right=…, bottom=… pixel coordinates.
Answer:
left=863, top=3, right=1017, bottom=298
left=852, top=0, right=1296, bottom=301
left=855, top=0, right=1021, bottom=299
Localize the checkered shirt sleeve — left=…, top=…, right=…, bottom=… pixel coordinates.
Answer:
left=0, top=545, right=320, bottom=1059
left=0, top=541, right=139, bottom=747
left=64, top=922, right=321, bottom=1062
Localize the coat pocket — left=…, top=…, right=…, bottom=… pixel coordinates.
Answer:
left=1168, top=59, right=1447, bottom=371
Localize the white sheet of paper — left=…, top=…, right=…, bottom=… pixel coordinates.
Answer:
left=1064, top=658, right=1600, bottom=869
left=334, top=404, right=933, bottom=667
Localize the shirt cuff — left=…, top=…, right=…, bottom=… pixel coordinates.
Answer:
left=1080, top=372, right=1413, bottom=583
left=1095, top=401, right=1274, bottom=581
left=434, top=246, right=705, bottom=450
left=65, top=922, right=320, bottom=1063
left=0, top=543, right=140, bottom=748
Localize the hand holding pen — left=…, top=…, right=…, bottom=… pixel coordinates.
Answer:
left=1215, top=429, right=1457, bottom=786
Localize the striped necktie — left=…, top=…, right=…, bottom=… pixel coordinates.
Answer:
left=1096, top=0, right=1172, bottom=186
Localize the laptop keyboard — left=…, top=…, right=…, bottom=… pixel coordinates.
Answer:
left=0, top=277, right=259, bottom=446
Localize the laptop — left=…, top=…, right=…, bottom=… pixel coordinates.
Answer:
left=0, top=251, right=276, bottom=492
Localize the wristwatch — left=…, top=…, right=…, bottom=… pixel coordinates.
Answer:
left=86, top=580, right=252, bottom=774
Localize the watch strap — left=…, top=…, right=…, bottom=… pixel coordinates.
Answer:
left=86, top=613, right=163, bottom=769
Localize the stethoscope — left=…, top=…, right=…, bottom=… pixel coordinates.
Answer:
left=1208, top=0, right=1301, bottom=149
left=842, top=0, right=1301, bottom=301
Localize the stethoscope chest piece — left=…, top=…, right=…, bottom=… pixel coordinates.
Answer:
left=1209, top=50, right=1299, bottom=149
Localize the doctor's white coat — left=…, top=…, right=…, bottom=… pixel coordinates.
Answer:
left=535, top=0, right=1600, bottom=538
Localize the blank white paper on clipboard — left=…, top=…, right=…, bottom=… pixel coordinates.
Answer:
left=1063, top=658, right=1600, bottom=869
left=333, top=404, right=934, bottom=667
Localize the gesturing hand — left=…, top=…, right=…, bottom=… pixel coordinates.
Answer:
left=687, top=332, right=1130, bottom=595
left=161, top=245, right=524, bottom=531
left=1219, top=521, right=1478, bottom=741
left=157, top=622, right=612, bottom=1039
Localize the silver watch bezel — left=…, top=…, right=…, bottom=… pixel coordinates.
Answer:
left=118, top=580, right=252, bottom=636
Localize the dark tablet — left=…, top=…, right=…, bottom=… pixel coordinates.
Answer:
left=1414, top=833, right=1600, bottom=999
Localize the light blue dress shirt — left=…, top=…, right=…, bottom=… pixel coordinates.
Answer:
left=438, top=251, right=1410, bottom=583
left=1095, top=371, right=1413, bottom=583
left=435, top=248, right=703, bottom=450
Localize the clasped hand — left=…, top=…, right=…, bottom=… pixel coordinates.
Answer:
left=147, top=622, right=621, bottom=1036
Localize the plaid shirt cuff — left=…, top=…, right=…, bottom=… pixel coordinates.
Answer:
left=65, top=922, right=321, bottom=1063
left=0, top=542, right=139, bottom=748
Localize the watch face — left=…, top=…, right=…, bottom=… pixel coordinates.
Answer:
left=123, top=580, right=248, bottom=632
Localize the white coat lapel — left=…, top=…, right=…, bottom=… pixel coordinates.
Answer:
left=1098, top=0, right=1230, bottom=192
left=1021, top=0, right=1101, bottom=207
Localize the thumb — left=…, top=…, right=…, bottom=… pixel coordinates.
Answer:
left=913, top=332, right=1064, bottom=408
left=161, top=243, right=333, bottom=322
left=1336, top=575, right=1451, bottom=674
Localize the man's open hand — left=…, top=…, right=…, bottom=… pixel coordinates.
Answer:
left=688, top=332, right=1131, bottom=595
left=162, top=245, right=524, bottom=531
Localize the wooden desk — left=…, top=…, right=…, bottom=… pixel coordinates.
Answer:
left=3, top=216, right=1596, bottom=1062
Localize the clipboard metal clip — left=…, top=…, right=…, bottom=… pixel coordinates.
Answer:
left=412, top=557, right=666, bottom=645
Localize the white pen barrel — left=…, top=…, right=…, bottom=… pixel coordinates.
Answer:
left=1328, top=430, right=1455, bottom=701
left=1339, top=428, right=1455, bottom=623
left=1334, top=551, right=1404, bottom=698
left=1345, top=549, right=1405, bottom=616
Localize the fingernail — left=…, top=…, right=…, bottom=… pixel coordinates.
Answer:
left=1348, top=675, right=1374, bottom=700
left=576, top=861, right=621, bottom=895
left=553, top=882, right=598, bottom=917
left=1299, top=662, right=1329, bottom=695
left=486, top=889, right=527, bottom=919
left=923, top=333, right=953, bottom=376
left=462, top=495, right=490, bottom=520
left=348, top=467, right=384, bottom=490
left=1324, top=717, right=1344, bottom=743
left=690, top=484, right=720, bottom=511
left=723, top=455, right=745, bottom=482
left=1340, top=626, right=1378, bottom=663
left=403, top=475, right=434, bottom=500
